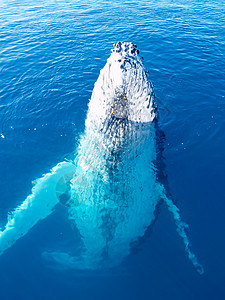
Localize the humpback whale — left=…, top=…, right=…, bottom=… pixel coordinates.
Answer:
left=0, top=42, right=203, bottom=273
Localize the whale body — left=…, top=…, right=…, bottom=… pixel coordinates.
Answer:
left=0, top=42, right=203, bottom=273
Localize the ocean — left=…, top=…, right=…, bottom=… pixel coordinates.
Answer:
left=0, top=0, right=225, bottom=299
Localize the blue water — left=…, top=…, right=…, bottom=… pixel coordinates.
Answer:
left=0, top=0, right=225, bottom=299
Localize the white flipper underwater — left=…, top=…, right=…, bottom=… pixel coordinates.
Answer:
left=157, top=183, right=204, bottom=274
left=0, top=161, right=75, bottom=255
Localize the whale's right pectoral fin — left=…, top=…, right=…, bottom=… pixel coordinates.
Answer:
left=0, top=161, right=76, bottom=256
left=156, top=183, right=204, bottom=275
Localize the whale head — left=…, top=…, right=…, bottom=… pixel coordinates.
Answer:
left=86, top=42, right=156, bottom=131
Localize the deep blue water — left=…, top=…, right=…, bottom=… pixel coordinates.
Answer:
left=0, top=0, right=225, bottom=299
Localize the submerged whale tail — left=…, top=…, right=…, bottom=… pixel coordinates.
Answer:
left=0, top=161, right=75, bottom=256
left=157, top=183, right=204, bottom=274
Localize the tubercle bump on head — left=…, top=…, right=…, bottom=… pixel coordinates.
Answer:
left=111, top=42, right=140, bottom=57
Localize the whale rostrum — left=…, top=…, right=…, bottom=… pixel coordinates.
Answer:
left=0, top=42, right=203, bottom=274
